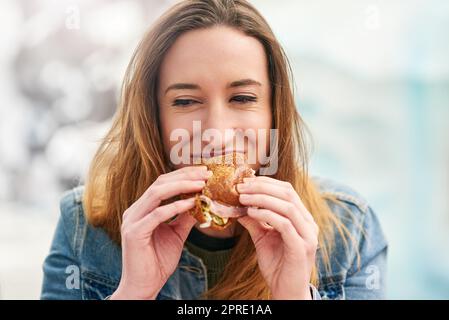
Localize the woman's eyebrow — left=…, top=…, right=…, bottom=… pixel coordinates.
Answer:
left=228, top=78, right=262, bottom=88
left=165, top=83, right=200, bottom=95
left=164, top=78, right=262, bottom=95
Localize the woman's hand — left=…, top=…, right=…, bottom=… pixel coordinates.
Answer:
left=236, top=176, right=319, bottom=300
left=110, top=166, right=210, bottom=300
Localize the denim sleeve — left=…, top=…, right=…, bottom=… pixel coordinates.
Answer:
left=343, top=206, right=388, bottom=300
left=41, top=192, right=82, bottom=299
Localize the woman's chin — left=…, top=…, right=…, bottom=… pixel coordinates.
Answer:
left=194, top=220, right=240, bottom=238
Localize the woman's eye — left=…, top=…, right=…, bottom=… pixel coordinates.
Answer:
left=172, top=99, right=198, bottom=107
left=172, top=96, right=256, bottom=107
left=231, top=95, right=257, bottom=104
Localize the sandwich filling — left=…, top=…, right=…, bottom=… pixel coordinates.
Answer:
left=198, top=195, right=248, bottom=228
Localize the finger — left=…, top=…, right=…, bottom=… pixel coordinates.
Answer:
left=239, top=193, right=316, bottom=241
left=239, top=178, right=314, bottom=223
left=246, top=207, right=301, bottom=250
left=127, top=180, right=205, bottom=223
left=237, top=180, right=295, bottom=201
left=170, top=212, right=197, bottom=242
left=243, top=175, right=289, bottom=187
left=134, top=197, right=196, bottom=236
left=155, top=166, right=210, bottom=185
left=237, top=215, right=267, bottom=245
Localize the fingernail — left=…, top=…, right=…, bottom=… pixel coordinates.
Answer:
left=239, top=194, right=249, bottom=201
left=237, top=183, right=246, bottom=191
left=247, top=207, right=260, bottom=216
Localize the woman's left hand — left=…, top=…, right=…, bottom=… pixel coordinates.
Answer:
left=237, top=176, right=319, bottom=300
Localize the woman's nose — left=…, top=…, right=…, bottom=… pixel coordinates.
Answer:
left=199, top=100, right=244, bottom=150
left=202, top=100, right=237, bottom=133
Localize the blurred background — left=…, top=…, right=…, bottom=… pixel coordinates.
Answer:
left=0, top=0, right=448, bottom=299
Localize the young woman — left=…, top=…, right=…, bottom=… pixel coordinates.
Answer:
left=41, top=0, right=387, bottom=300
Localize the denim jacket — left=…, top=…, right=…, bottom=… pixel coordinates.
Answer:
left=40, top=177, right=388, bottom=300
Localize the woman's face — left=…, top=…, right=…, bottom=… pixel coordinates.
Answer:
left=158, top=26, right=272, bottom=170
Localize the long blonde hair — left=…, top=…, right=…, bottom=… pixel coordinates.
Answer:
left=84, top=0, right=354, bottom=299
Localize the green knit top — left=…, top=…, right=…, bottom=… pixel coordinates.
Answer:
left=185, top=227, right=238, bottom=290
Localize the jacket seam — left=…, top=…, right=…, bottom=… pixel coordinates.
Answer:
left=346, top=208, right=388, bottom=278
left=345, top=210, right=368, bottom=277
left=81, top=269, right=119, bottom=288
left=60, top=191, right=79, bottom=263
left=69, top=186, right=87, bottom=258
left=322, top=191, right=369, bottom=214
left=182, top=248, right=208, bottom=293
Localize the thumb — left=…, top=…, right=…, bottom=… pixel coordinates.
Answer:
left=238, top=215, right=265, bottom=244
left=171, top=212, right=197, bottom=242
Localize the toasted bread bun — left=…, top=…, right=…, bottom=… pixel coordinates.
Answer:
left=186, top=152, right=255, bottom=230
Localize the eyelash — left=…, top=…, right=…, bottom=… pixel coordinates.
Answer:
left=172, top=95, right=257, bottom=107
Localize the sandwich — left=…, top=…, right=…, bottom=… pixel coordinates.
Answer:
left=186, top=152, right=256, bottom=230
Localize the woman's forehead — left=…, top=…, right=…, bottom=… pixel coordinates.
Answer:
left=158, top=26, right=269, bottom=90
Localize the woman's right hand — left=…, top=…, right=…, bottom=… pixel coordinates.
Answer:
left=110, top=165, right=210, bottom=300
